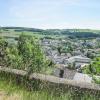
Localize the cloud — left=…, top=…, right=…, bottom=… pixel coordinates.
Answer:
left=9, top=0, right=65, bottom=20
left=9, top=0, right=81, bottom=19
left=5, top=0, right=100, bottom=29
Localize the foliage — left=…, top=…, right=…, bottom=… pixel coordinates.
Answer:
left=57, top=42, right=74, bottom=54
left=61, top=46, right=73, bottom=53
left=0, top=34, right=47, bottom=73
left=18, top=34, right=45, bottom=72
left=86, top=52, right=95, bottom=59
left=57, top=46, right=62, bottom=55
left=82, top=57, right=100, bottom=76
left=2, top=27, right=43, bottom=32
left=92, top=76, right=100, bottom=84
left=0, top=37, right=8, bottom=66
left=0, top=72, right=99, bottom=100
left=6, top=45, right=23, bottom=69
left=42, top=29, right=100, bottom=38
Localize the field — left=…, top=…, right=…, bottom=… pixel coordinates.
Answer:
left=0, top=29, right=65, bottom=40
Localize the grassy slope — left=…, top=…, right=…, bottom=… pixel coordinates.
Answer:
left=0, top=30, right=65, bottom=40
left=0, top=74, right=99, bottom=100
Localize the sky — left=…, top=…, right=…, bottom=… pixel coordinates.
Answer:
left=0, top=0, right=100, bottom=29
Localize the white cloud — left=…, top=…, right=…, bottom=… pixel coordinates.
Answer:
left=9, top=0, right=64, bottom=20
left=6, top=0, right=100, bottom=29
left=9, top=0, right=81, bottom=20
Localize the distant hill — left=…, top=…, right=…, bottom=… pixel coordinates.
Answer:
left=1, top=27, right=44, bottom=32
left=1, top=27, right=100, bottom=38
left=42, top=29, right=100, bottom=38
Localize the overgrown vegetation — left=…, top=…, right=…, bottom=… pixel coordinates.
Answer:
left=0, top=72, right=99, bottom=100
left=82, top=57, right=100, bottom=76
left=92, top=76, right=100, bottom=84
left=0, top=34, right=49, bottom=73
left=82, top=57, right=100, bottom=84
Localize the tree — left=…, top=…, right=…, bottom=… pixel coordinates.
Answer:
left=86, top=52, right=95, bottom=59
left=0, top=34, right=47, bottom=73
left=89, top=64, right=96, bottom=74
left=0, top=37, right=8, bottom=66
left=57, top=46, right=62, bottom=55
left=17, top=34, right=46, bottom=72
left=6, top=45, right=23, bottom=69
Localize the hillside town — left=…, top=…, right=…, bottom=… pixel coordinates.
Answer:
left=41, top=37, right=100, bottom=83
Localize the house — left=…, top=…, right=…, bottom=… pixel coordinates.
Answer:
left=53, top=66, right=92, bottom=83
left=53, top=66, right=76, bottom=79
left=41, top=39, right=51, bottom=46
left=72, top=50, right=83, bottom=56
left=73, top=73, right=92, bottom=83
left=67, top=55, right=91, bottom=68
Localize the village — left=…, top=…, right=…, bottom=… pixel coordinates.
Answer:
left=41, top=37, right=100, bottom=83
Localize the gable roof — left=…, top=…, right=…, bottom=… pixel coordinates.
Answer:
left=67, top=55, right=91, bottom=63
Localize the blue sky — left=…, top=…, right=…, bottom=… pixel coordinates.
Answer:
left=0, top=0, right=100, bottom=29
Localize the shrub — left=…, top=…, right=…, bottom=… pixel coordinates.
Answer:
left=0, top=34, right=47, bottom=73
left=92, top=76, right=100, bottom=84
left=0, top=37, right=8, bottom=66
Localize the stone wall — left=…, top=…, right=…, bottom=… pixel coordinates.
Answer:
left=0, top=66, right=100, bottom=92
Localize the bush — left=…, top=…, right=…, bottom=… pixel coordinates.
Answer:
left=92, top=76, right=100, bottom=84
left=0, top=34, right=47, bottom=73
left=0, top=37, right=8, bottom=66
left=17, top=34, right=46, bottom=72
left=82, top=59, right=100, bottom=75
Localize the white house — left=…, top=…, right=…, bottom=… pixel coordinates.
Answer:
left=67, top=55, right=91, bottom=68
left=73, top=73, right=92, bottom=83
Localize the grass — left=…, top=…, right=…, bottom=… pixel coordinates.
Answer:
left=0, top=72, right=99, bottom=100
left=0, top=80, right=99, bottom=100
